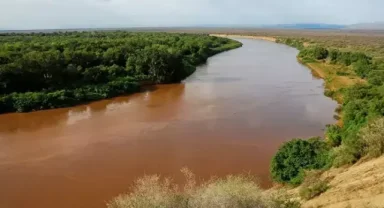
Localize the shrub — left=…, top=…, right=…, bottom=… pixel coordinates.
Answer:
left=331, top=135, right=363, bottom=167
left=107, top=169, right=298, bottom=208
left=270, top=138, right=331, bottom=185
left=107, top=175, right=183, bottom=208
left=359, top=117, right=384, bottom=158
left=299, top=171, right=328, bottom=200
left=325, top=125, right=342, bottom=147
left=269, top=197, right=301, bottom=208
left=189, top=175, right=268, bottom=208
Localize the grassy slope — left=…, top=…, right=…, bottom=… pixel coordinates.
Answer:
left=301, top=156, right=384, bottom=208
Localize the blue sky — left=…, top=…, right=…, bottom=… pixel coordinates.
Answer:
left=0, top=0, right=383, bottom=29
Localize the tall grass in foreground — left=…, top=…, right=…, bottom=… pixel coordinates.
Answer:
left=107, top=168, right=300, bottom=208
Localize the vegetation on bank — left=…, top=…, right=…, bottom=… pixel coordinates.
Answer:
left=271, top=138, right=331, bottom=185
left=0, top=32, right=241, bottom=113
left=298, top=171, right=329, bottom=200
left=271, top=37, right=384, bottom=188
left=107, top=168, right=300, bottom=208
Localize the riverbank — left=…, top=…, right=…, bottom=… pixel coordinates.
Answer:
left=299, top=59, right=365, bottom=104
left=210, top=34, right=277, bottom=42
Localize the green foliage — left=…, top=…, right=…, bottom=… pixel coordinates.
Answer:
left=331, top=137, right=363, bottom=167
left=300, top=57, right=316, bottom=63
left=270, top=138, right=331, bottom=185
left=367, top=70, right=384, bottom=85
left=279, top=36, right=376, bottom=81
left=0, top=77, right=139, bottom=113
left=325, top=125, right=342, bottom=147
left=0, top=32, right=241, bottom=113
left=328, top=84, right=384, bottom=166
left=298, top=46, right=328, bottom=60
left=278, top=36, right=384, bottom=171
left=353, top=59, right=375, bottom=78
left=276, top=38, right=304, bottom=50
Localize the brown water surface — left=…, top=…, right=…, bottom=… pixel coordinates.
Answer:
left=0, top=39, right=337, bottom=208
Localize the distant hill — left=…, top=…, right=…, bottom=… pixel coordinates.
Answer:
left=264, top=23, right=346, bottom=29
left=347, top=22, right=384, bottom=30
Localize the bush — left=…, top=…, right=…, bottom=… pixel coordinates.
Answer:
left=331, top=135, right=363, bottom=167
left=299, top=171, right=328, bottom=200
left=325, top=125, right=342, bottom=147
left=299, top=46, right=328, bottom=60
left=359, top=117, right=384, bottom=158
left=270, top=138, right=331, bottom=185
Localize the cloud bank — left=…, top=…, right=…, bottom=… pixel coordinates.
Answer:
left=0, top=0, right=383, bottom=29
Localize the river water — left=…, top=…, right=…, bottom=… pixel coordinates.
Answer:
left=0, top=38, right=337, bottom=208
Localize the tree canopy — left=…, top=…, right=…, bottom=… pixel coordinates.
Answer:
left=0, top=32, right=241, bottom=113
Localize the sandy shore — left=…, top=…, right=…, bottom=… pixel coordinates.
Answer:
left=210, top=34, right=276, bottom=42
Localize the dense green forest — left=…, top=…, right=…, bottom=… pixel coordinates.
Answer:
left=0, top=32, right=241, bottom=113
left=271, top=38, right=384, bottom=185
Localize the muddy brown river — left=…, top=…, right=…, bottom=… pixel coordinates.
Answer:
left=0, top=38, right=337, bottom=208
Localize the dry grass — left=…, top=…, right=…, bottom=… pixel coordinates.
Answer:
left=107, top=175, right=182, bottom=208
left=107, top=168, right=300, bottom=208
left=300, top=156, right=384, bottom=208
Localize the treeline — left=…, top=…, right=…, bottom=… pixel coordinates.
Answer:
left=0, top=32, right=241, bottom=113
left=271, top=38, right=384, bottom=186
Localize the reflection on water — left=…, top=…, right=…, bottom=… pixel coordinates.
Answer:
left=67, top=107, right=92, bottom=125
left=0, top=39, right=337, bottom=208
